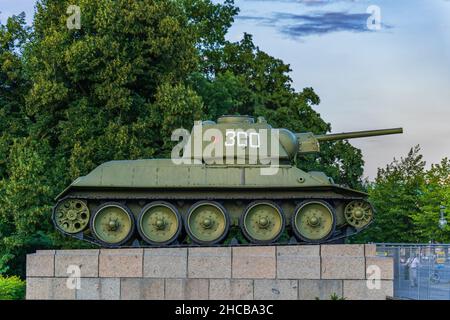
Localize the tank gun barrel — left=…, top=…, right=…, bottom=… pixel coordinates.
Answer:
left=316, top=128, right=403, bottom=142
left=296, top=127, right=403, bottom=154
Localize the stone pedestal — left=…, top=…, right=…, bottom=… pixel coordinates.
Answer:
left=26, top=244, right=393, bottom=300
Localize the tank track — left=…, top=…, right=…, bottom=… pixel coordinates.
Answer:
left=56, top=228, right=366, bottom=249
left=53, top=189, right=372, bottom=248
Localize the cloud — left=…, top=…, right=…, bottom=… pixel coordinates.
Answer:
left=276, top=11, right=372, bottom=37
left=237, top=10, right=391, bottom=38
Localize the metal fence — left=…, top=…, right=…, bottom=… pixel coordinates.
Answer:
left=376, top=243, right=450, bottom=300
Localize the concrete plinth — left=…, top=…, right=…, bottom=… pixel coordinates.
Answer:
left=26, top=244, right=393, bottom=300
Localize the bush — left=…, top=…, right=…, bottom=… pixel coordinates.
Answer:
left=0, top=276, right=26, bottom=300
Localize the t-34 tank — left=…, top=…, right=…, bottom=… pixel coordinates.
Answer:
left=52, top=115, right=402, bottom=247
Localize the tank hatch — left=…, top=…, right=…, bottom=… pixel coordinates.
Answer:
left=217, top=115, right=255, bottom=124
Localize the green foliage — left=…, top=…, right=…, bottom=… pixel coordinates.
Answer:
left=315, top=293, right=346, bottom=300
left=0, top=13, right=31, bottom=180
left=413, top=158, right=450, bottom=242
left=352, top=146, right=450, bottom=243
left=0, top=276, right=26, bottom=300
left=0, top=138, right=68, bottom=275
left=0, top=0, right=366, bottom=276
left=151, top=82, right=205, bottom=155
left=353, top=146, right=425, bottom=243
left=330, top=293, right=346, bottom=300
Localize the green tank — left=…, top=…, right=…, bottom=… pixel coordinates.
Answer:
left=52, top=115, right=403, bottom=247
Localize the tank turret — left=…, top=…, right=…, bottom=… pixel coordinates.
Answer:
left=177, top=115, right=403, bottom=165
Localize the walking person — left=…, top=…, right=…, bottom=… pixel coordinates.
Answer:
left=405, top=254, right=420, bottom=287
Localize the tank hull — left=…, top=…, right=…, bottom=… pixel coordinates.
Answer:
left=53, top=160, right=372, bottom=247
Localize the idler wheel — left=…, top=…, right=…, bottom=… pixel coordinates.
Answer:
left=185, top=201, right=229, bottom=245
left=53, top=199, right=90, bottom=234
left=138, top=201, right=181, bottom=245
left=241, top=201, right=285, bottom=244
left=344, top=200, right=374, bottom=228
left=91, top=202, right=135, bottom=247
left=292, top=200, right=336, bottom=243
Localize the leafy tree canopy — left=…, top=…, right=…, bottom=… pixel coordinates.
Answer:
left=353, top=146, right=450, bottom=244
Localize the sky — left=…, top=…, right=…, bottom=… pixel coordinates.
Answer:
left=1, top=0, right=449, bottom=180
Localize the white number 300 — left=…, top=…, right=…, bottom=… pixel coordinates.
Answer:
left=225, top=130, right=260, bottom=148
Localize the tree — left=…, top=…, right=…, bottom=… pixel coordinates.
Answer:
left=413, top=158, right=450, bottom=242
left=0, top=13, right=34, bottom=275
left=353, top=146, right=426, bottom=243
left=0, top=139, right=58, bottom=275
left=0, top=13, right=31, bottom=179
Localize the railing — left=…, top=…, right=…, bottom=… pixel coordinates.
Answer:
left=376, top=243, right=450, bottom=300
